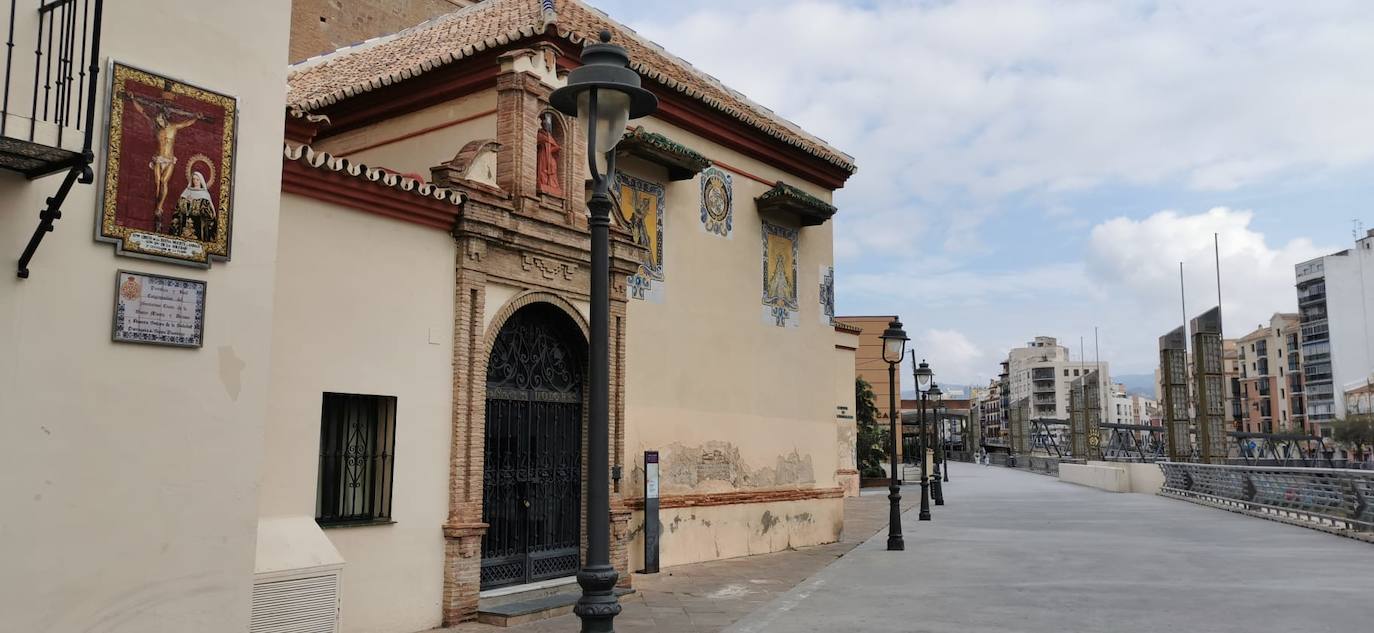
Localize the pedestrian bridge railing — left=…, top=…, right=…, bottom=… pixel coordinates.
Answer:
left=1159, top=462, right=1374, bottom=534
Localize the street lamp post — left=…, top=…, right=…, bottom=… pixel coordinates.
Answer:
left=880, top=319, right=909, bottom=551
left=939, top=394, right=950, bottom=482
left=550, top=30, right=658, bottom=633
left=911, top=356, right=933, bottom=521
left=930, top=384, right=945, bottom=506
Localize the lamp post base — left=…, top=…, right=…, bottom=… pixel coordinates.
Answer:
left=932, top=476, right=945, bottom=506
left=573, top=565, right=622, bottom=633
left=886, top=484, right=904, bottom=551
left=918, top=480, right=932, bottom=521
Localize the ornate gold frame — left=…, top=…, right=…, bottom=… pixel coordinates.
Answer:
left=96, top=61, right=238, bottom=267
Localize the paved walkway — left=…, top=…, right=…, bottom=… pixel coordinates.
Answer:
left=726, top=461, right=1374, bottom=633
left=445, top=484, right=917, bottom=633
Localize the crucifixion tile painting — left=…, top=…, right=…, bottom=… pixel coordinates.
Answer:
left=97, top=62, right=237, bottom=268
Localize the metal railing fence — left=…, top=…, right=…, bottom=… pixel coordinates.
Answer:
left=1158, top=462, right=1374, bottom=532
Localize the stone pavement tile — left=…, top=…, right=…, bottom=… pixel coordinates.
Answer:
left=724, top=462, right=1374, bottom=633
left=440, top=488, right=920, bottom=633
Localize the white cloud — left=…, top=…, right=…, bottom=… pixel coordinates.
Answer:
left=1085, top=207, right=1330, bottom=370
left=599, top=1, right=1369, bottom=384
left=914, top=329, right=987, bottom=392
left=617, top=0, right=1374, bottom=248
left=837, top=208, right=1334, bottom=384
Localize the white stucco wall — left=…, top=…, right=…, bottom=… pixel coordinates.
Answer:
left=1319, top=242, right=1374, bottom=419
left=0, top=3, right=289, bottom=631
left=617, top=116, right=844, bottom=569
left=257, top=194, right=457, bottom=633
left=314, top=91, right=498, bottom=177
left=835, top=329, right=859, bottom=496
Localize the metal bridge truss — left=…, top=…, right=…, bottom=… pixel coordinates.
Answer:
left=1100, top=423, right=1167, bottom=462
left=1030, top=419, right=1068, bottom=458
left=1229, top=432, right=1331, bottom=468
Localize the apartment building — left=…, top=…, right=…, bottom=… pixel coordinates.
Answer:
left=1294, top=229, right=1374, bottom=436
left=1235, top=314, right=1306, bottom=434
left=1107, top=384, right=1158, bottom=427
left=1005, top=336, right=1111, bottom=421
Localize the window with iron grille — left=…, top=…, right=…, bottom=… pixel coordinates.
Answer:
left=316, top=393, right=397, bottom=526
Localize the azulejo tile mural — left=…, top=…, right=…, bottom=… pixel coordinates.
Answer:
left=819, top=265, right=835, bottom=324
left=699, top=166, right=732, bottom=237
left=761, top=220, right=800, bottom=327
left=616, top=172, right=666, bottom=302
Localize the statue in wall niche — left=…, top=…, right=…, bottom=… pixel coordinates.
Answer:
left=536, top=112, right=563, bottom=196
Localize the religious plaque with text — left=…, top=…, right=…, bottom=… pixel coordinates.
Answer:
left=111, top=270, right=206, bottom=348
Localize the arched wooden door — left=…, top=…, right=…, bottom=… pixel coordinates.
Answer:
left=480, top=304, right=585, bottom=590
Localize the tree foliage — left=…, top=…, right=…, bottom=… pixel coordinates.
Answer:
left=855, top=377, right=887, bottom=477
left=1332, top=414, right=1374, bottom=461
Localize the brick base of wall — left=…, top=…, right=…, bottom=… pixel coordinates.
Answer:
left=441, top=523, right=487, bottom=626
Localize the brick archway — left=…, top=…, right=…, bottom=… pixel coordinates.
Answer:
left=480, top=291, right=589, bottom=361
left=479, top=298, right=590, bottom=590
left=442, top=285, right=631, bottom=624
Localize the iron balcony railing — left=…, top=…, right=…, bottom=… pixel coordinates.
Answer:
left=4, top=0, right=103, bottom=278
left=2, top=0, right=102, bottom=174
left=1159, top=462, right=1374, bottom=533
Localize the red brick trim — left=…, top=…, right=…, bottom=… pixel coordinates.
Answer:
left=710, top=158, right=777, bottom=188
left=625, top=487, right=845, bottom=511
left=332, top=108, right=499, bottom=157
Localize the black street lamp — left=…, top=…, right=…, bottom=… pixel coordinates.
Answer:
left=880, top=318, right=909, bottom=551
left=551, top=30, right=657, bottom=633
left=911, top=356, right=933, bottom=521
left=930, top=384, right=945, bottom=506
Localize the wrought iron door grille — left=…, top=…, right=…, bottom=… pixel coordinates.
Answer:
left=316, top=393, right=397, bottom=526
left=481, top=305, right=584, bottom=590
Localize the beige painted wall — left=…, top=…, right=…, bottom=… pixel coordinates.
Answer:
left=257, top=194, right=457, bottom=633
left=0, top=2, right=290, bottom=631
left=314, top=91, right=498, bottom=177
left=618, top=114, right=843, bottom=568
left=627, top=497, right=843, bottom=571
left=835, top=329, right=860, bottom=496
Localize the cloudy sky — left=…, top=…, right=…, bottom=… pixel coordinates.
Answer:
left=594, top=0, right=1374, bottom=387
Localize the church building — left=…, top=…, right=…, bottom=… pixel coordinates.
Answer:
left=1, top=1, right=857, bottom=631
left=267, top=2, right=859, bottom=629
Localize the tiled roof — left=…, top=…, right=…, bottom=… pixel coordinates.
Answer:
left=287, top=0, right=855, bottom=174
left=283, top=143, right=466, bottom=205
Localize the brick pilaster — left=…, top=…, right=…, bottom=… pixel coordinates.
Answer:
left=441, top=523, right=487, bottom=625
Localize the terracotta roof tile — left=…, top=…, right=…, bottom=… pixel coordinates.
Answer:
left=287, top=0, right=855, bottom=174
